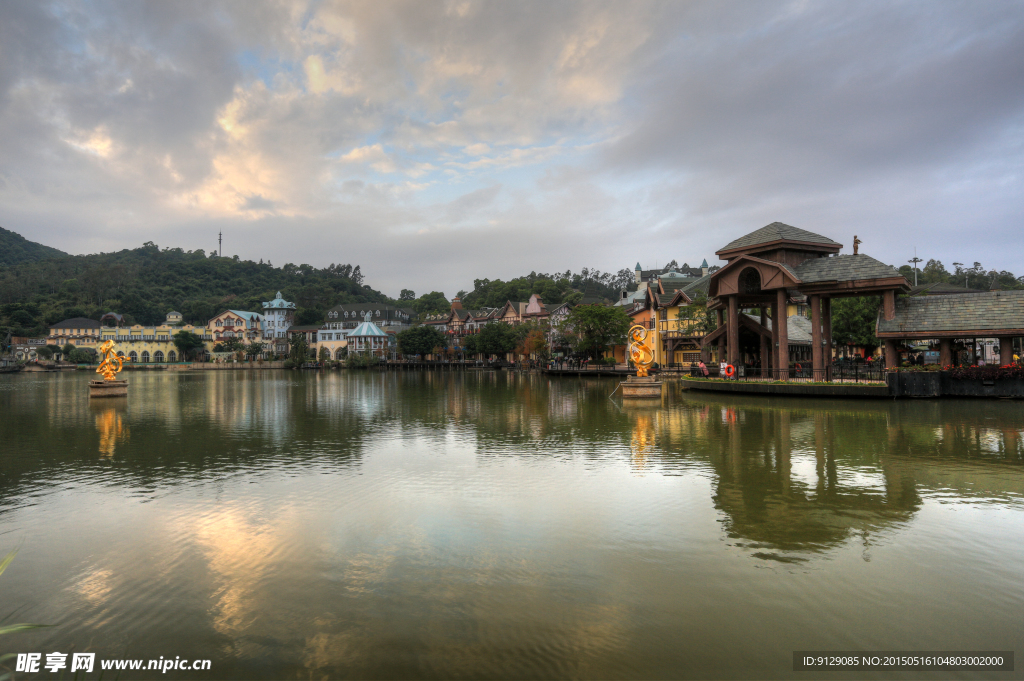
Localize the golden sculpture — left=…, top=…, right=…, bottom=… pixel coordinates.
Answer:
left=627, top=324, right=655, bottom=377
left=96, top=340, right=127, bottom=381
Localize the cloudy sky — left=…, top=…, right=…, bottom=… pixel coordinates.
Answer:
left=1, top=1, right=1022, bottom=297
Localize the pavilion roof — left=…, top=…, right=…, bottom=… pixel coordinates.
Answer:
left=877, top=290, right=1024, bottom=336
left=747, top=313, right=812, bottom=345
left=793, top=254, right=901, bottom=284
left=719, top=222, right=840, bottom=253
left=908, top=282, right=986, bottom=296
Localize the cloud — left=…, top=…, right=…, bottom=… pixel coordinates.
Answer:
left=0, top=1, right=1021, bottom=298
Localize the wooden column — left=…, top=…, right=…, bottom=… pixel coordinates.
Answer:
left=883, top=290, right=896, bottom=321
left=1000, top=337, right=1013, bottom=366
left=884, top=339, right=899, bottom=368
left=727, top=295, right=739, bottom=367
left=939, top=338, right=952, bottom=367
left=770, top=299, right=779, bottom=376
left=776, top=289, right=789, bottom=379
left=760, top=308, right=770, bottom=372
left=811, top=295, right=823, bottom=376
left=822, top=297, right=832, bottom=365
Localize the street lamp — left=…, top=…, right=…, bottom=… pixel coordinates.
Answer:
left=908, top=250, right=922, bottom=287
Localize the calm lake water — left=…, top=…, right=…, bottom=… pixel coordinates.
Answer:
left=1, top=370, right=1022, bottom=679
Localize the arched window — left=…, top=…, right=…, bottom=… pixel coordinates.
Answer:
left=344, top=311, right=349, bottom=318
left=375, top=310, right=380, bottom=317
left=153, top=351, right=164, bottom=362
left=129, top=351, right=138, bottom=362
left=335, top=348, right=345, bottom=360
left=168, top=351, right=177, bottom=362
left=141, top=351, right=150, bottom=363
left=740, top=267, right=762, bottom=295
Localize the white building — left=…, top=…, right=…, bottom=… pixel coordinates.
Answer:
left=262, top=291, right=296, bottom=355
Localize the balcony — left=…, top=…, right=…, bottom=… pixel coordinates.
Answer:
left=658, top=319, right=707, bottom=339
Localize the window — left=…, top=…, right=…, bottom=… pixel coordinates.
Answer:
left=141, top=351, right=150, bottom=363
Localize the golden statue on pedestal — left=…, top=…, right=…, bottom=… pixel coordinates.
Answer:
left=627, top=325, right=654, bottom=377
left=96, top=340, right=127, bottom=381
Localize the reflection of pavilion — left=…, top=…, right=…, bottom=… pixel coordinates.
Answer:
left=706, top=408, right=920, bottom=552
left=655, top=396, right=1023, bottom=555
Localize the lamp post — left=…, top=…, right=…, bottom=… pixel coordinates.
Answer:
left=908, top=250, right=922, bottom=287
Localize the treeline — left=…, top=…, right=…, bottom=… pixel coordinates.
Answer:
left=897, top=259, right=1023, bottom=290
left=0, top=241, right=388, bottom=337
left=457, top=267, right=636, bottom=310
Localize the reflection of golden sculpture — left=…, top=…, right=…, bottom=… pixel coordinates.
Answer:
left=95, top=406, right=128, bottom=458
left=630, top=413, right=655, bottom=469
left=96, top=340, right=127, bottom=381
left=628, top=325, right=654, bottom=377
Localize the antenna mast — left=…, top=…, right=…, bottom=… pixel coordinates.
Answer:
left=218, top=231, right=222, bottom=257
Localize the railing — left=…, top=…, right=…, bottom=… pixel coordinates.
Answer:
left=687, top=363, right=886, bottom=383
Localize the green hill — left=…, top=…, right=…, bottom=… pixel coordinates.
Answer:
left=0, top=239, right=391, bottom=337
left=0, top=225, right=67, bottom=267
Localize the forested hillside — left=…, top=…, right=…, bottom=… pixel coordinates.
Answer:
left=0, top=226, right=67, bottom=267
left=0, top=240, right=387, bottom=337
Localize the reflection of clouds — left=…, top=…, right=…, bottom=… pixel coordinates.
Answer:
left=188, top=505, right=294, bottom=639
left=72, top=566, right=115, bottom=606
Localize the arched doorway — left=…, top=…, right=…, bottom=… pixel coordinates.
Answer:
left=128, top=351, right=138, bottom=362
left=153, top=350, right=164, bottom=362
left=141, top=351, right=150, bottom=363
left=168, top=350, right=177, bottom=362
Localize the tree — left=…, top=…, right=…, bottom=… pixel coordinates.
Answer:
left=173, top=330, right=206, bottom=361
left=475, top=322, right=516, bottom=357
left=62, top=343, right=75, bottom=360
left=518, top=327, right=549, bottom=360
left=245, top=340, right=266, bottom=360
left=831, top=296, right=881, bottom=354
left=396, top=325, right=447, bottom=356
left=399, top=289, right=415, bottom=301
left=288, top=333, right=309, bottom=362
left=318, top=346, right=330, bottom=362
left=222, top=337, right=245, bottom=354
left=559, top=305, right=630, bottom=360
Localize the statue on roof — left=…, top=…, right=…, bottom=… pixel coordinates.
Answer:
left=853, top=235, right=862, bottom=255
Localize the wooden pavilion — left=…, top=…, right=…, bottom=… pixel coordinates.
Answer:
left=703, top=222, right=909, bottom=379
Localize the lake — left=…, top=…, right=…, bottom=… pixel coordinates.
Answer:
left=1, top=370, right=1022, bottom=679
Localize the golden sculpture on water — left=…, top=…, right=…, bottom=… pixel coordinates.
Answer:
left=96, top=340, right=127, bottom=381
left=627, top=325, right=655, bottom=377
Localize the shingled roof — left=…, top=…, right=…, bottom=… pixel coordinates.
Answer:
left=719, top=222, right=840, bottom=253
left=877, top=290, right=1024, bottom=335
left=51, top=317, right=100, bottom=329
left=794, top=254, right=901, bottom=283
left=681, top=273, right=712, bottom=297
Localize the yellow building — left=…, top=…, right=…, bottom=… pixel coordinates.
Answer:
left=48, top=312, right=217, bottom=362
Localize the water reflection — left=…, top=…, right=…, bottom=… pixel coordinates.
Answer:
left=91, top=399, right=129, bottom=458
left=1, top=371, right=1022, bottom=679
